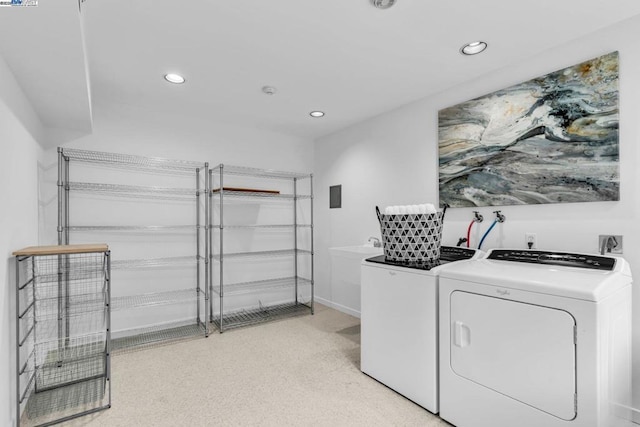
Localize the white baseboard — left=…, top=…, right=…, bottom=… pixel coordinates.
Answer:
left=315, top=296, right=360, bottom=319
left=611, top=402, right=640, bottom=425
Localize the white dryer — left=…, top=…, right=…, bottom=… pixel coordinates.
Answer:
left=439, top=249, right=633, bottom=427
left=360, top=246, right=483, bottom=413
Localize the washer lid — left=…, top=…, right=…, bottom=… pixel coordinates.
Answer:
left=439, top=249, right=631, bottom=302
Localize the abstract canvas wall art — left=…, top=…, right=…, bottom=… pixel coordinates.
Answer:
left=438, top=51, right=619, bottom=208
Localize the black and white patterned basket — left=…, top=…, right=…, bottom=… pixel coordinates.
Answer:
left=375, top=206, right=446, bottom=262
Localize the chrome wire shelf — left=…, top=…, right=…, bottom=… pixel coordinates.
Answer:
left=112, top=289, right=198, bottom=310
left=34, top=270, right=105, bottom=285
left=32, top=294, right=106, bottom=322
left=35, top=335, right=107, bottom=391
left=25, top=377, right=108, bottom=423
left=68, top=182, right=195, bottom=200
left=213, top=276, right=311, bottom=296
left=213, top=301, right=311, bottom=331
left=32, top=253, right=105, bottom=285
left=112, top=321, right=206, bottom=353
left=35, top=332, right=106, bottom=365
left=111, top=255, right=199, bottom=270
left=212, top=164, right=311, bottom=180
left=212, top=224, right=311, bottom=230
left=212, top=249, right=311, bottom=260
left=62, top=148, right=204, bottom=175
left=68, top=225, right=198, bottom=232
left=35, top=315, right=108, bottom=342
left=211, top=190, right=311, bottom=200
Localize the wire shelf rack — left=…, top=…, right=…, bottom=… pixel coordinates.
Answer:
left=111, top=255, right=199, bottom=270
left=62, top=148, right=204, bottom=175
left=213, top=301, right=311, bottom=331
left=25, top=377, right=108, bottom=423
left=32, top=253, right=106, bottom=284
left=212, top=249, right=312, bottom=260
left=34, top=333, right=107, bottom=391
left=60, top=148, right=208, bottom=353
left=212, top=164, right=311, bottom=180
left=112, top=321, right=206, bottom=353
left=68, top=225, right=198, bottom=232
left=211, top=163, right=314, bottom=333
left=212, top=224, right=312, bottom=230
left=34, top=294, right=107, bottom=322
left=112, top=288, right=198, bottom=310
left=68, top=181, right=196, bottom=200
left=15, top=248, right=111, bottom=427
left=213, top=276, right=311, bottom=296
left=35, top=314, right=107, bottom=346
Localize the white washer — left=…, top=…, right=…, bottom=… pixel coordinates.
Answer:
left=360, top=246, right=483, bottom=413
left=439, top=249, right=633, bottom=427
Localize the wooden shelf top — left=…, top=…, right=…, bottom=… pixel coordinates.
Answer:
left=211, top=187, right=280, bottom=194
left=13, top=244, right=109, bottom=257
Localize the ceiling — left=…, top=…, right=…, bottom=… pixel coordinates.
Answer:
left=2, top=0, right=640, bottom=145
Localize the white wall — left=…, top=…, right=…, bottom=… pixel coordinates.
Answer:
left=314, top=14, right=640, bottom=407
left=0, top=54, right=43, bottom=426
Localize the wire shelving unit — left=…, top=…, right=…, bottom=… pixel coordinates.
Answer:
left=210, top=164, right=314, bottom=332
left=58, top=148, right=210, bottom=351
left=14, top=244, right=112, bottom=426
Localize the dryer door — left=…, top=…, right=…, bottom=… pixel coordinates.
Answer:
left=450, top=291, right=576, bottom=421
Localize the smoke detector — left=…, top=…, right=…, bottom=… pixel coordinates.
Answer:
left=262, top=86, right=277, bottom=95
left=371, top=0, right=396, bottom=9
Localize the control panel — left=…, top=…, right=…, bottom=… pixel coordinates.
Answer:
left=487, top=249, right=615, bottom=271
left=440, top=246, right=477, bottom=262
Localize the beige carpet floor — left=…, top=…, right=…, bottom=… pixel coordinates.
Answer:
left=65, top=304, right=451, bottom=426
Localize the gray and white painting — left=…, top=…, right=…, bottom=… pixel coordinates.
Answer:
left=438, top=51, right=619, bottom=208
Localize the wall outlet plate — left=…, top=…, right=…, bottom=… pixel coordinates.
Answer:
left=598, top=235, right=623, bottom=254
left=525, top=233, right=536, bottom=249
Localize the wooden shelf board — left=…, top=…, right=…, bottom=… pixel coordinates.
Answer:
left=13, top=244, right=109, bottom=257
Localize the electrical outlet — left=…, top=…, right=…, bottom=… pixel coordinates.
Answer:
left=525, top=233, right=536, bottom=249
left=598, top=235, right=623, bottom=254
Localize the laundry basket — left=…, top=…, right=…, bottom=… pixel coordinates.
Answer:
left=375, top=206, right=445, bottom=262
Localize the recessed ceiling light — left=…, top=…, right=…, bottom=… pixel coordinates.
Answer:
left=164, top=73, right=185, bottom=84
left=460, top=41, right=488, bottom=56
left=310, top=111, right=325, bottom=118
left=371, top=0, right=396, bottom=9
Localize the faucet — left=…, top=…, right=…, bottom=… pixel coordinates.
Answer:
left=600, top=235, right=618, bottom=255
left=368, top=237, right=382, bottom=248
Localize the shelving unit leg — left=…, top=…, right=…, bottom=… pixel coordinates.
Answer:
left=57, top=148, right=64, bottom=246
left=15, top=256, right=21, bottom=427
left=310, top=174, right=315, bottom=315
left=106, top=250, right=112, bottom=409
left=196, top=168, right=203, bottom=334
left=218, top=165, right=224, bottom=332
left=210, top=168, right=215, bottom=328
left=293, top=177, right=298, bottom=304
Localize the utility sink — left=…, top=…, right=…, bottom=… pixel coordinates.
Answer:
left=328, top=245, right=383, bottom=318
left=329, top=245, right=383, bottom=256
